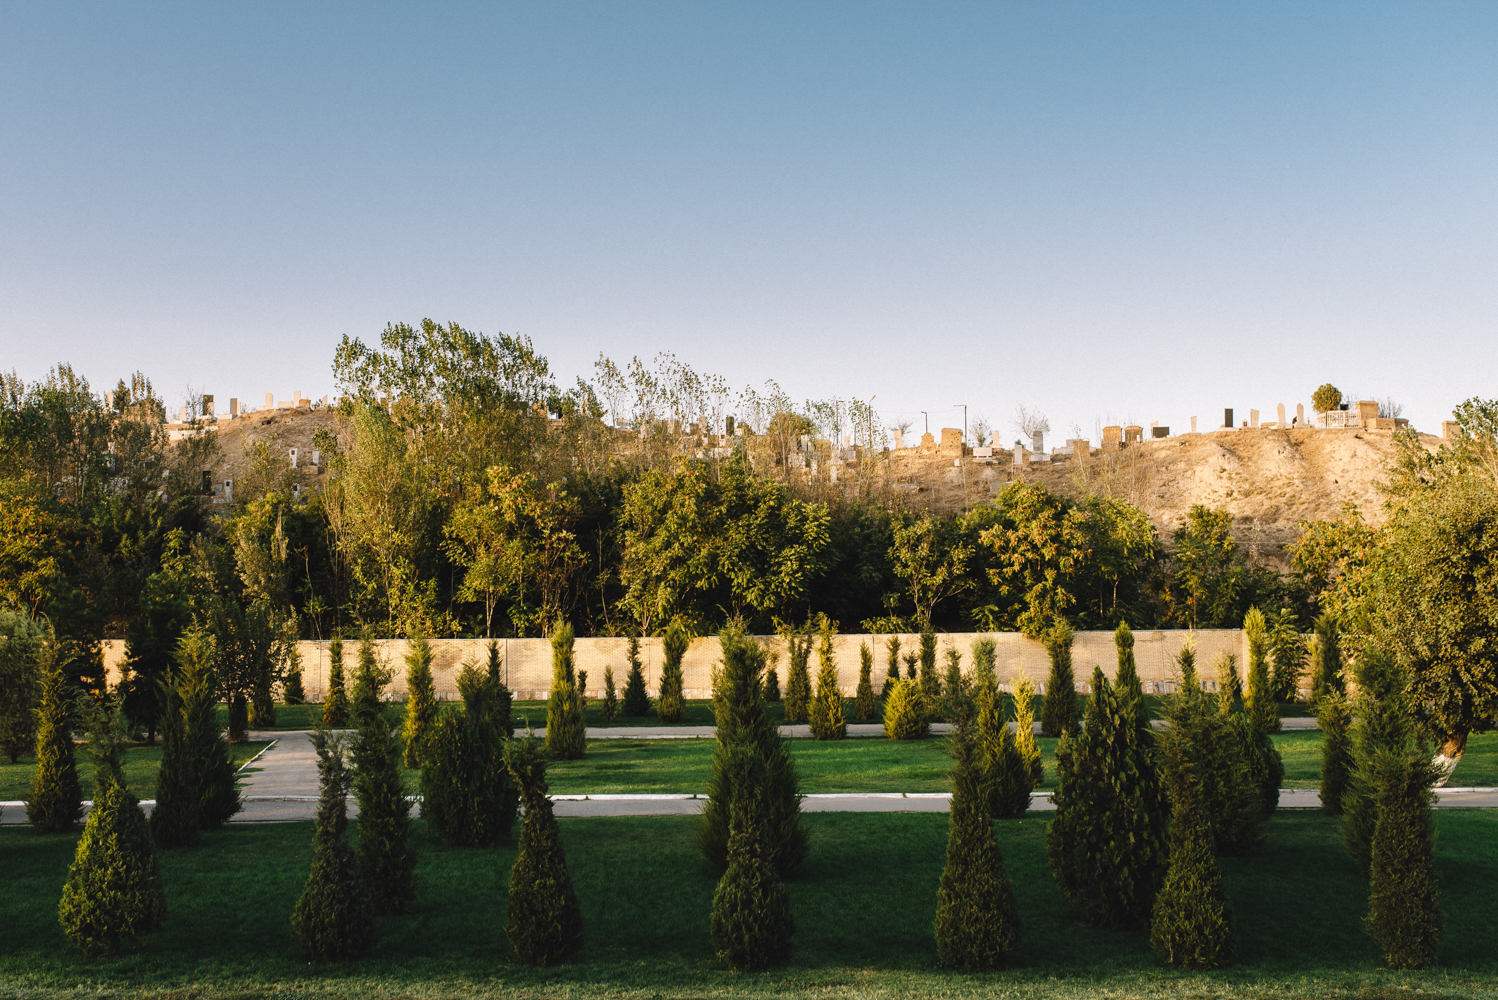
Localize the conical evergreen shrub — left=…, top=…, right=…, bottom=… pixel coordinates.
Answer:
left=149, top=649, right=200, bottom=848
left=282, top=644, right=307, bottom=705
left=979, top=676, right=1030, bottom=819
left=291, top=732, right=375, bottom=962
left=904, top=651, right=918, bottom=679
left=971, top=638, right=997, bottom=692
left=782, top=628, right=812, bottom=723
left=1214, top=652, right=1240, bottom=715
left=656, top=621, right=688, bottom=723
left=934, top=706, right=1021, bottom=970
left=0, top=608, right=43, bottom=763
left=1041, top=620, right=1079, bottom=737
left=941, top=648, right=967, bottom=721
left=881, top=635, right=902, bottom=699
left=58, top=698, right=167, bottom=955
left=1012, top=676, right=1043, bottom=787
left=699, top=624, right=808, bottom=876
left=546, top=622, right=587, bottom=758
left=577, top=669, right=588, bottom=714
left=401, top=631, right=437, bottom=767
left=504, top=738, right=583, bottom=966
left=764, top=660, right=781, bottom=702
left=189, top=639, right=241, bottom=830
left=710, top=744, right=796, bottom=971
left=1366, top=749, right=1443, bottom=969
left=622, top=636, right=650, bottom=716
left=322, top=635, right=348, bottom=727
left=1318, top=691, right=1354, bottom=815
left=601, top=666, right=619, bottom=723
left=1114, top=623, right=1145, bottom=727
left=1243, top=607, right=1280, bottom=733
left=27, top=637, right=82, bottom=833
left=485, top=640, right=515, bottom=737
left=853, top=642, right=876, bottom=722
left=1309, top=612, right=1344, bottom=703
left=352, top=655, right=416, bottom=916
left=350, top=634, right=391, bottom=722
left=918, top=628, right=942, bottom=709
left=883, top=678, right=929, bottom=740
left=1150, top=789, right=1235, bottom=970
left=807, top=618, right=846, bottom=740
left=1344, top=648, right=1414, bottom=875
left=421, top=691, right=519, bottom=848
left=1047, top=666, right=1168, bottom=929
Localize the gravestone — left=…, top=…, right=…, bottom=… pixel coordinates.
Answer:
left=178, top=405, right=188, bottom=423
left=974, top=446, right=992, bottom=458
left=1031, top=430, right=1044, bottom=453
left=223, top=480, right=233, bottom=502
left=229, top=397, right=240, bottom=417
left=312, top=450, right=321, bottom=467
left=264, top=392, right=274, bottom=410
left=289, top=447, right=298, bottom=469
left=1277, top=403, right=1286, bottom=427
left=1152, top=426, right=1169, bottom=438
left=1101, top=425, right=1123, bottom=448
left=1297, top=403, right=1305, bottom=424
left=892, top=428, right=904, bottom=449
left=938, top=428, right=964, bottom=456
left=1123, top=425, right=1143, bottom=444
left=920, top=432, right=936, bottom=450
left=799, top=434, right=811, bottom=451
left=725, top=415, right=735, bottom=437
left=203, top=395, right=215, bottom=418
left=1068, top=438, right=1090, bottom=457
left=1224, top=408, right=1234, bottom=429
left=1250, top=408, right=1259, bottom=428
left=1013, top=447, right=1027, bottom=466
left=1191, top=415, right=1197, bottom=433
left=1356, top=400, right=1379, bottom=425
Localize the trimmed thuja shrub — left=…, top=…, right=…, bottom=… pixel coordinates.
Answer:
left=602, top=666, right=619, bottom=722
left=1047, top=666, right=1168, bottom=929
left=881, top=635, right=901, bottom=699
left=422, top=678, right=519, bottom=848
left=1243, top=607, right=1280, bottom=733
left=622, top=636, right=650, bottom=716
left=59, top=697, right=167, bottom=956
left=1013, top=676, right=1043, bottom=786
left=971, top=639, right=997, bottom=690
left=934, top=702, right=1021, bottom=971
left=352, top=656, right=416, bottom=916
left=1344, top=647, right=1416, bottom=876
left=291, top=732, right=375, bottom=962
left=323, top=635, right=348, bottom=728
left=546, top=622, right=586, bottom=759
left=1159, top=656, right=1279, bottom=856
left=978, top=671, right=1030, bottom=820
left=0, top=608, right=43, bottom=764
left=1214, top=652, right=1241, bottom=715
left=883, top=678, right=929, bottom=741
left=700, top=624, right=808, bottom=876
left=854, top=642, right=876, bottom=722
left=941, top=649, right=967, bottom=721
left=350, top=634, right=392, bottom=721
left=402, top=631, right=437, bottom=768
left=782, top=627, right=812, bottom=723
left=808, top=617, right=846, bottom=740
left=282, top=645, right=307, bottom=705
left=711, top=744, right=796, bottom=972
left=1040, top=620, right=1079, bottom=738
left=1318, top=691, right=1354, bottom=815
left=1366, top=748, right=1443, bottom=969
left=918, top=628, right=942, bottom=708
left=764, top=656, right=781, bottom=702
left=27, top=637, right=83, bottom=833
left=505, top=737, right=583, bottom=966
left=486, top=640, right=514, bottom=737
left=657, top=621, right=688, bottom=723
left=1309, top=611, right=1344, bottom=703
left=1150, top=782, right=1235, bottom=970
left=577, top=670, right=588, bottom=713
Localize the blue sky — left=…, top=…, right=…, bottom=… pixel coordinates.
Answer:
left=2, top=2, right=1495, bottom=439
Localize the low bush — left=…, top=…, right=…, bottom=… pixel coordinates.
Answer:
left=883, top=678, right=929, bottom=741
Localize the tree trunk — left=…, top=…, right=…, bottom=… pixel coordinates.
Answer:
left=1432, top=731, right=1467, bottom=788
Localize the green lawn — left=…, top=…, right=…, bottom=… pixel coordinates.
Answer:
left=398, top=730, right=1498, bottom=796
left=1, top=810, right=1495, bottom=998
left=0, top=741, right=269, bottom=802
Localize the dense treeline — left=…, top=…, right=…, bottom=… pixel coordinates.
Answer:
left=6, top=323, right=1489, bottom=743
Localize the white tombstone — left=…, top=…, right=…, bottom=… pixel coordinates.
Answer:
left=1013, top=448, right=1027, bottom=466
left=312, top=450, right=321, bottom=467
left=1191, top=415, right=1197, bottom=433
left=1277, top=403, right=1286, bottom=427
left=264, top=392, right=274, bottom=410
left=289, top=447, right=298, bottom=469
left=1297, top=403, right=1305, bottom=424
left=223, top=480, right=233, bottom=501
left=229, top=397, right=240, bottom=417
left=799, top=434, right=811, bottom=451
left=893, top=429, right=904, bottom=449
left=178, top=405, right=188, bottom=423
left=1250, top=408, right=1259, bottom=428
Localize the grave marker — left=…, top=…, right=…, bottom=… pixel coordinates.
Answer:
left=1277, top=403, right=1286, bottom=427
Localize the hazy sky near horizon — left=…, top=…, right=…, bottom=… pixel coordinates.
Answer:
left=3, top=2, right=1495, bottom=440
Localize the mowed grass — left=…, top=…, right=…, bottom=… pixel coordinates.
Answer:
left=398, top=730, right=1498, bottom=796
left=1, top=810, right=1496, bottom=998
left=0, top=741, right=269, bottom=802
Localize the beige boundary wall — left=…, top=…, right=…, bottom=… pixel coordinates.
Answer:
left=104, top=630, right=1249, bottom=703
